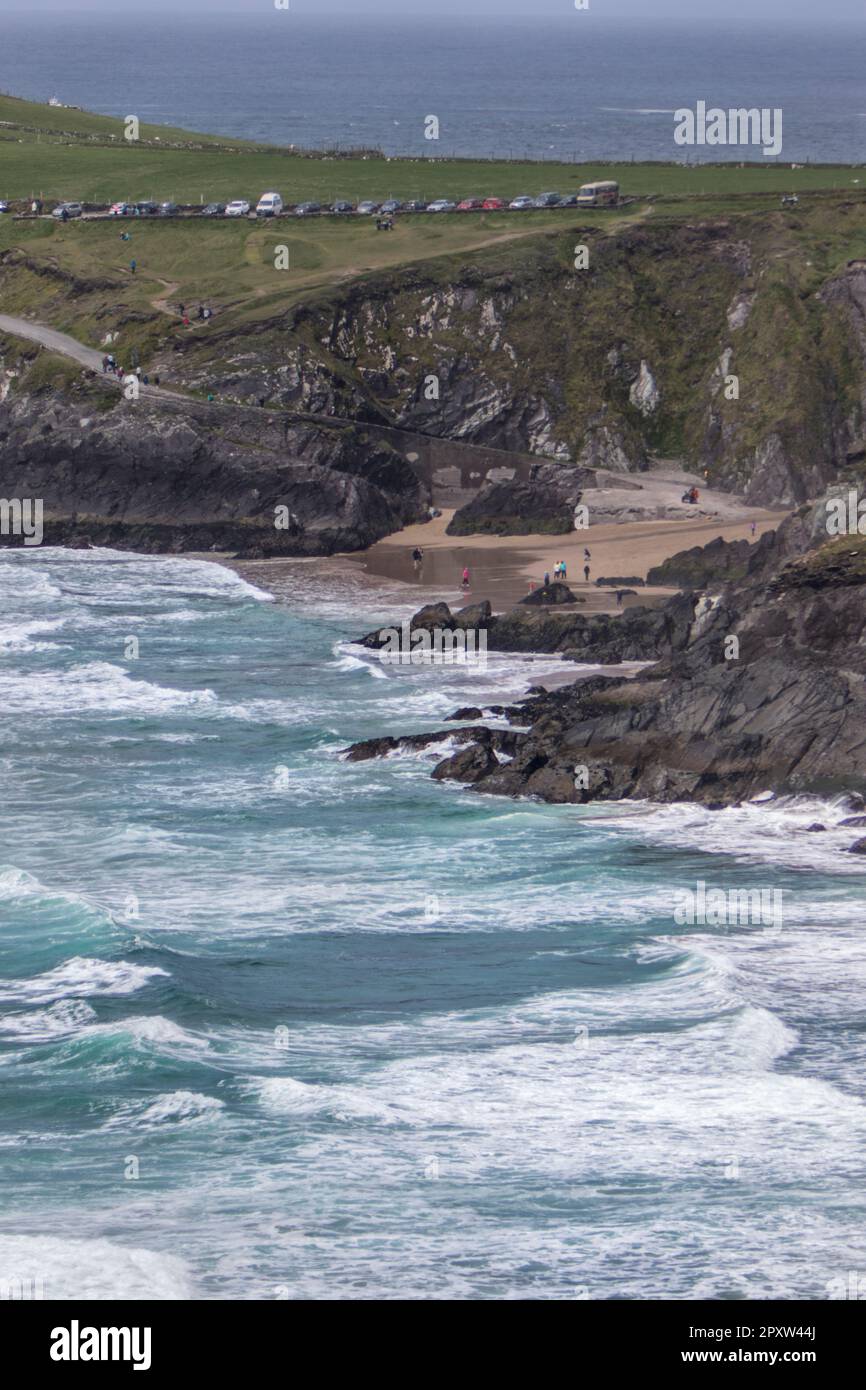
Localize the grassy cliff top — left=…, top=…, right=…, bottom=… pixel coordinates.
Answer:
left=1, top=91, right=865, bottom=206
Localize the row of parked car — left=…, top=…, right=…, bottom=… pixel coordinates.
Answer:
left=24, top=181, right=621, bottom=223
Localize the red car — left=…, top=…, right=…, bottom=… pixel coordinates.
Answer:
left=482, top=197, right=505, bottom=211
left=457, top=197, right=484, bottom=211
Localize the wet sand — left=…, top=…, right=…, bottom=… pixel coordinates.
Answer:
left=340, top=506, right=789, bottom=614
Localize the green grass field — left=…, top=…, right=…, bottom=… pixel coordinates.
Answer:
left=1, top=92, right=864, bottom=206
left=2, top=91, right=866, bottom=383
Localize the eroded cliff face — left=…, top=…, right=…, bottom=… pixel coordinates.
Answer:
left=0, top=344, right=427, bottom=555
left=163, top=213, right=866, bottom=508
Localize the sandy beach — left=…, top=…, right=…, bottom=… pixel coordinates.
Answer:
left=339, top=506, right=789, bottom=614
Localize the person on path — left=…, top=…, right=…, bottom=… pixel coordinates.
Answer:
left=584, top=564, right=590, bottom=583
left=751, top=521, right=757, bottom=538
left=462, top=566, right=470, bottom=588
left=129, top=259, right=136, bottom=274
left=102, top=355, right=110, bottom=373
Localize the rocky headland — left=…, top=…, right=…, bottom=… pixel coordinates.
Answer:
left=344, top=500, right=866, bottom=813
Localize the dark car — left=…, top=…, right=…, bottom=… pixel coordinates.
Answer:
left=330, top=200, right=354, bottom=213
left=294, top=202, right=321, bottom=216
left=202, top=203, right=226, bottom=217
left=135, top=201, right=160, bottom=216
left=533, top=192, right=561, bottom=208
left=380, top=199, right=402, bottom=214
left=159, top=202, right=179, bottom=217
left=556, top=193, right=579, bottom=207
left=356, top=200, right=380, bottom=215
left=403, top=199, right=427, bottom=213
left=0, top=201, right=9, bottom=214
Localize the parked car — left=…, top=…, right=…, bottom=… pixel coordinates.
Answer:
left=225, top=200, right=251, bottom=217
left=52, top=201, right=83, bottom=219
left=403, top=199, right=427, bottom=213
left=159, top=201, right=179, bottom=217
left=330, top=200, right=354, bottom=213
left=482, top=197, right=505, bottom=211
left=427, top=199, right=456, bottom=213
left=255, top=192, right=283, bottom=217
left=380, top=199, right=402, bottom=214
left=457, top=197, right=484, bottom=211
left=533, top=192, right=561, bottom=208
left=109, top=202, right=131, bottom=216
left=508, top=195, right=535, bottom=210
left=357, top=200, right=380, bottom=215
left=202, top=203, right=226, bottom=217
left=135, top=201, right=159, bottom=216
left=556, top=193, right=579, bottom=207
left=0, top=201, right=9, bottom=214
left=294, top=201, right=321, bottom=216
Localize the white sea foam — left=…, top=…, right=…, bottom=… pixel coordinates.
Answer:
left=0, top=662, right=218, bottom=718
left=0, top=1233, right=194, bottom=1300
left=105, top=1090, right=225, bottom=1129
left=0, top=957, right=169, bottom=1004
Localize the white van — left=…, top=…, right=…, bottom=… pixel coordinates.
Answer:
left=255, top=192, right=283, bottom=218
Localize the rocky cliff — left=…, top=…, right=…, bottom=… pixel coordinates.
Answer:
left=345, top=505, right=866, bottom=808
left=164, top=207, right=866, bottom=509
left=0, top=338, right=427, bottom=554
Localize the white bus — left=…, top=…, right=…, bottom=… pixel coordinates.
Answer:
left=576, top=181, right=620, bottom=208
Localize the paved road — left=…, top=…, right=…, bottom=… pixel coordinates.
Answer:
left=0, top=313, right=107, bottom=372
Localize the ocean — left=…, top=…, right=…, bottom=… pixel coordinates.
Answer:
left=0, top=13, right=864, bottom=163
left=1, top=546, right=865, bottom=1300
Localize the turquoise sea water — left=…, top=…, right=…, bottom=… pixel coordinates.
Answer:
left=1, top=547, right=865, bottom=1300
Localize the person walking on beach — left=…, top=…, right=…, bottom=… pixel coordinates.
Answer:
left=751, top=521, right=757, bottom=538
left=561, top=559, right=567, bottom=580
left=543, top=570, right=550, bottom=588
left=584, top=563, right=591, bottom=584
left=461, top=566, right=470, bottom=589
left=584, top=548, right=591, bottom=563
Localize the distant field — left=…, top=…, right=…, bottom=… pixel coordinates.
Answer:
left=0, top=93, right=863, bottom=206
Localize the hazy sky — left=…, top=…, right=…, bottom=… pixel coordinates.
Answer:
left=5, top=0, right=864, bottom=18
